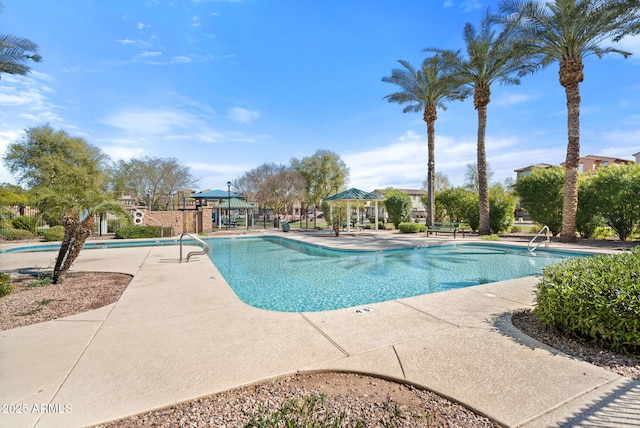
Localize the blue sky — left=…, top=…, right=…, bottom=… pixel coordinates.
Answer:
left=1, top=0, right=639, bottom=192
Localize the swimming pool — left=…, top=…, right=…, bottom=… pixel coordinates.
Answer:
left=210, top=236, right=586, bottom=312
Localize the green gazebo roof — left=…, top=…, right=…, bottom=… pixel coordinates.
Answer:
left=323, top=188, right=385, bottom=201
left=213, top=198, right=256, bottom=209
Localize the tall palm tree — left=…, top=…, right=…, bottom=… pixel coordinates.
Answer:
left=0, top=2, right=42, bottom=78
left=426, top=10, right=539, bottom=235
left=498, top=0, right=640, bottom=242
left=382, top=56, right=470, bottom=228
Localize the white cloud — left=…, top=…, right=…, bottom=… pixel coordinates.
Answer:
left=101, top=145, right=146, bottom=161
left=137, top=22, right=149, bottom=30
left=137, top=51, right=162, bottom=58
left=494, top=93, right=537, bottom=107
left=613, top=35, right=640, bottom=57
left=116, top=39, right=136, bottom=45
left=226, top=107, right=261, bottom=124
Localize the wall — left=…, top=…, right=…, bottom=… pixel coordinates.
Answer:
left=132, top=206, right=213, bottom=235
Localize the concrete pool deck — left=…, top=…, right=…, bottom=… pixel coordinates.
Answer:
left=0, top=231, right=638, bottom=427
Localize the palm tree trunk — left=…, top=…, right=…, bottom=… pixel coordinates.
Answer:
left=559, top=58, right=583, bottom=243
left=473, top=82, right=491, bottom=235
left=424, top=106, right=437, bottom=229
left=53, top=214, right=94, bottom=284
left=52, top=212, right=77, bottom=284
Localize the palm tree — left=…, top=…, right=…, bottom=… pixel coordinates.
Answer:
left=426, top=10, right=539, bottom=235
left=0, top=2, right=42, bottom=78
left=37, top=187, right=126, bottom=284
left=382, top=56, right=470, bottom=228
left=498, top=0, right=640, bottom=242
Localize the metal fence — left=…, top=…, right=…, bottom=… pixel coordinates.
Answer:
left=0, top=205, right=132, bottom=239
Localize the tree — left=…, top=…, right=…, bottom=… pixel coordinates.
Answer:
left=3, top=124, right=124, bottom=283
left=488, top=184, right=517, bottom=233
left=110, top=156, right=197, bottom=210
left=427, top=10, right=539, bottom=235
left=384, top=190, right=412, bottom=228
left=382, top=56, right=469, bottom=229
left=513, top=166, right=565, bottom=235
left=0, top=2, right=42, bottom=78
left=434, top=187, right=476, bottom=223
left=422, top=171, right=451, bottom=193
left=576, top=173, right=601, bottom=238
left=291, top=149, right=349, bottom=226
left=498, top=0, right=640, bottom=242
left=463, top=162, right=494, bottom=193
left=590, top=163, right=640, bottom=241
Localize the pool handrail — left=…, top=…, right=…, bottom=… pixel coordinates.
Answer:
left=528, top=225, right=550, bottom=252
left=179, top=233, right=210, bottom=262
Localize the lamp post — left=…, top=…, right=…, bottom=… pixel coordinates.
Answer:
left=227, top=181, right=231, bottom=230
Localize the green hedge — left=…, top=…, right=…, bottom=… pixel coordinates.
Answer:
left=0, top=272, right=12, bottom=297
left=398, top=222, right=426, bottom=233
left=43, top=225, right=65, bottom=242
left=535, top=249, right=640, bottom=353
left=115, top=225, right=172, bottom=239
left=12, top=216, right=37, bottom=233
left=1, top=228, right=36, bottom=240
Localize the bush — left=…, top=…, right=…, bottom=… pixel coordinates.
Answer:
left=384, top=190, right=411, bottom=228
left=0, top=272, right=12, bottom=297
left=398, top=222, right=426, bottom=233
left=12, top=215, right=37, bottom=234
left=1, top=228, right=36, bottom=240
left=535, top=249, right=640, bottom=353
left=43, top=225, right=65, bottom=241
left=114, top=225, right=172, bottom=239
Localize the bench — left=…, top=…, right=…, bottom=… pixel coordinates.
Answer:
left=428, top=222, right=460, bottom=238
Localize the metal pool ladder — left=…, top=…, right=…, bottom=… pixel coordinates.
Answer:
left=528, top=225, right=550, bottom=253
left=179, top=233, right=210, bottom=262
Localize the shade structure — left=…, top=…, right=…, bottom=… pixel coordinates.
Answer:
left=323, top=188, right=385, bottom=232
left=211, top=198, right=257, bottom=230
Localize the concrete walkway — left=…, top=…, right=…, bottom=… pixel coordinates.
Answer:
left=1, top=232, right=638, bottom=427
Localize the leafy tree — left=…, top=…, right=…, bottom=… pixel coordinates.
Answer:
left=0, top=183, right=31, bottom=215
left=590, top=163, right=640, bottom=241
left=576, top=172, right=601, bottom=238
left=434, top=187, right=477, bottom=224
left=3, top=124, right=124, bottom=283
left=110, top=156, right=197, bottom=210
left=291, top=150, right=349, bottom=204
left=384, top=190, right=412, bottom=228
left=498, top=0, right=640, bottom=242
left=427, top=10, right=539, bottom=235
left=0, top=2, right=42, bottom=78
left=488, top=184, right=516, bottom=233
left=382, top=56, right=469, bottom=228
left=514, top=167, right=564, bottom=235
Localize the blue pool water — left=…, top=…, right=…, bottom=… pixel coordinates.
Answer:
left=210, top=236, right=584, bottom=312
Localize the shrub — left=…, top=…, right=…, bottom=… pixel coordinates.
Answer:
left=0, top=272, right=12, bottom=297
left=43, top=225, right=65, bottom=241
left=398, top=222, right=426, bottom=233
left=12, top=215, right=37, bottom=234
left=384, top=190, right=411, bottom=228
left=114, top=225, right=172, bottom=239
left=535, top=249, right=640, bottom=353
left=1, top=228, right=36, bottom=240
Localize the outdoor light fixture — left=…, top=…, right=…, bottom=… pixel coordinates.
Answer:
left=227, top=181, right=231, bottom=230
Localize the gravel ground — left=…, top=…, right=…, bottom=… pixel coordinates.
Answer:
left=2, top=237, right=638, bottom=427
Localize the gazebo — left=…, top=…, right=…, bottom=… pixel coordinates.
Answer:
left=188, top=190, right=253, bottom=229
left=323, top=188, right=385, bottom=232
left=212, top=198, right=257, bottom=229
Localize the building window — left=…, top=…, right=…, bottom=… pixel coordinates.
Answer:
left=579, top=164, right=584, bottom=173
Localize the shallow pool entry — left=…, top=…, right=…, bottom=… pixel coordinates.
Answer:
left=209, top=237, right=584, bottom=312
